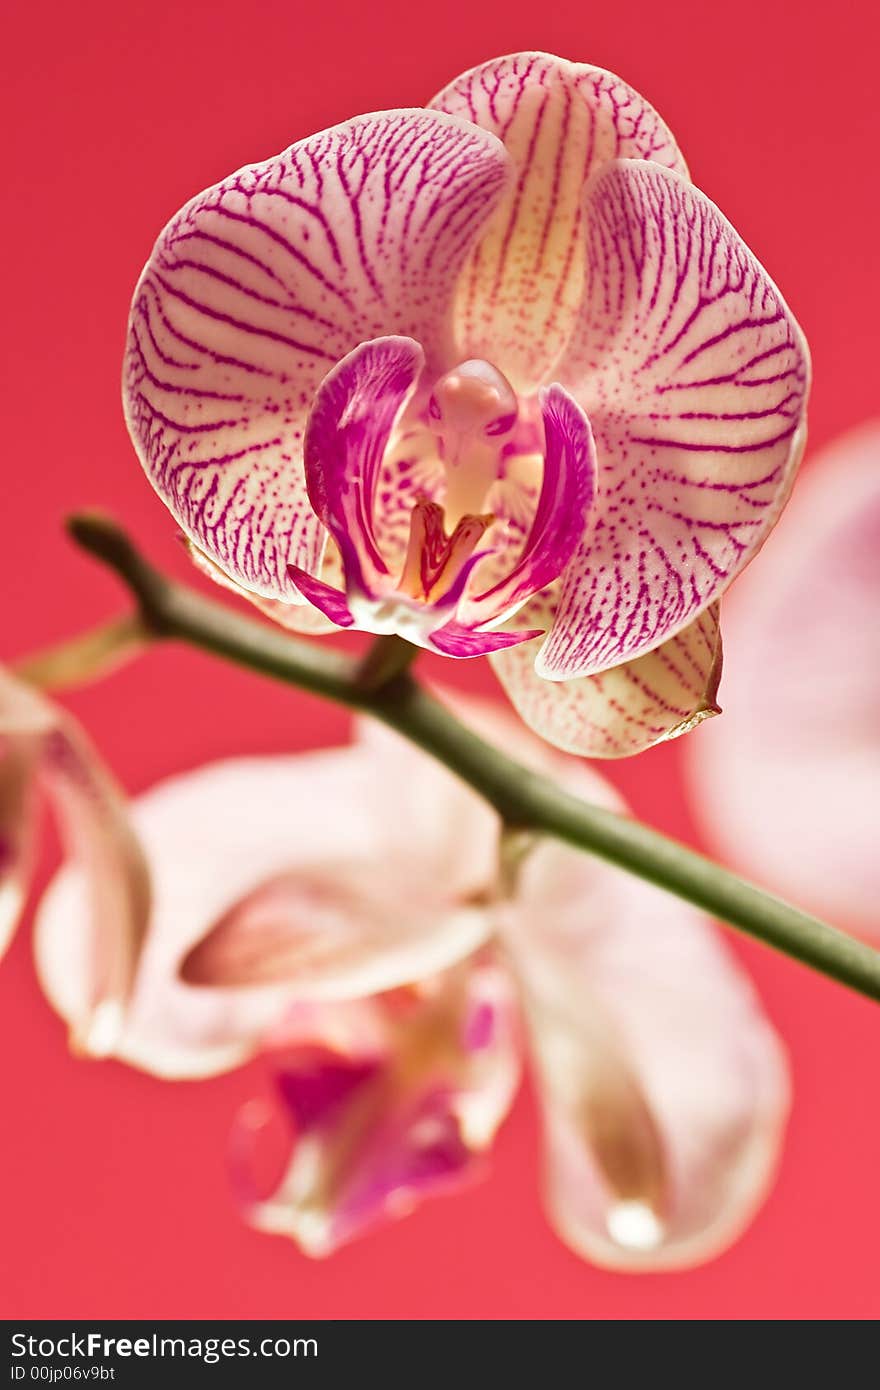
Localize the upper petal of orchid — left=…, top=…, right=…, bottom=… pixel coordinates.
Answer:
left=36, top=737, right=499, bottom=1078
left=687, top=422, right=880, bottom=940
left=504, top=807, right=789, bottom=1269
left=431, top=52, right=687, bottom=393
left=124, top=109, right=512, bottom=602
left=493, top=597, right=722, bottom=758
left=230, top=958, right=520, bottom=1255
left=1, top=667, right=149, bottom=1051
left=539, top=160, right=809, bottom=680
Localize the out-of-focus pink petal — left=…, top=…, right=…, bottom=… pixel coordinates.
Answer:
left=181, top=857, right=490, bottom=1000
left=0, top=667, right=149, bottom=1048
left=458, top=385, right=597, bottom=630
left=124, top=110, right=512, bottom=601
left=540, top=160, right=809, bottom=679
left=231, top=959, right=520, bottom=1255
left=1, top=669, right=52, bottom=960
left=303, top=336, right=424, bottom=600
left=687, top=423, right=880, bottom=939
left=35, top=739, right=499, bottom=1078
left=37, top=721, right=151, bottom=1057
left=431, top=52, right=687, bottom=392
left=503, top=779, right=788, bottom=1269
left=494, top=600, right=722, bottom=758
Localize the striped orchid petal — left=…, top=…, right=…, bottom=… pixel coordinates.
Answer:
left=0, top=668, right=150, bottom=1052
left=493, top=601, right=722, bottom=757
left=302, top=336, right=424, bottom=603
left=538, top=160, right=809, bottom=679
left=688, top=424, right=880, bottom=939
left=231, top=960, right=520, bottom=1255
left=431, top=52, right=687, bottom=392
left=124, top=110, right=512, bottom=601
left=503, top=787, right=788, bottom=1269
left=36, top=743, right=499, bottom=1078
left=457, top=385, right=598, bottom=630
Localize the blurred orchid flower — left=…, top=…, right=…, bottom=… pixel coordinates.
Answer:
left=124, top=51, right=808, bottom=758
left=687, top=423, right=880, bottom=940
left=0, top=665, right=149, bottom=1053
left=37, top=700, right=788, bottom=1267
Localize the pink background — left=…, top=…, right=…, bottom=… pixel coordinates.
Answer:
left=2, top=0, right=878, bottom=1319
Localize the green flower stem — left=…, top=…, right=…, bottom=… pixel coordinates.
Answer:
left=65, top=511, right=880, bottom=1006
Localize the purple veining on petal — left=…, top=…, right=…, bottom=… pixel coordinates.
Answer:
left=303, top=336, right=425, bottom=599
left=430, top=52, right=687, bottom=392
left=462, top=383, right=597, bottom=627
left=540, top=159, right=808, bottom=679
left=124, top=109, right=513, bottom=603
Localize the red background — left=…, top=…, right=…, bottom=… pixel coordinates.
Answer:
left=2, top=0, right=878, bottom=1320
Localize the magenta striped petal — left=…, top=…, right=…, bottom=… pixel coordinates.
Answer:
left=124, top=111, right=512, bottom=601
left=459, top=384, right=597, bottom=629
left=303, top=336, right=425, bottom=600
left=539, top=160, right=809, bottom=680
left=494, top=602, right=722, bottom=758
left=431, top=52, right=687, bottom=392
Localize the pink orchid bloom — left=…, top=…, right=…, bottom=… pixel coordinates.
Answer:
left=0, top=665, right=149, bottom=1053
left=687, top=423, right=880, bottom=940
left=124, top=51, right=809, bottom=758
left=36, top=701, right=788, bottom=1267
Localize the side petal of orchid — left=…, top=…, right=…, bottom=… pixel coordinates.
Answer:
left=503, top=810, right=789, bottom=1269
left=493, top=600, right=722, bottom=758
left=124, top=109, right=512, bottom=602
left=1, top=667, right=149, bottom=1051
left=1, top=668, right=54, bottom=960
left=431, top=52, right=687, bottom=392
left=457, top=384, right=598, bottom=631
left=180, top=858, right=491, bottom=1002
left=37, top=720, right=151, bottom=1056
left=687, top=423, right=880, bottom=939
left=540, top=160, right=809, bottom=680
left=35, top=739, right=499, bottom=1078
left=230, top=959, right=521, bottom=1255
left=302, top=336, right=424, bottom=603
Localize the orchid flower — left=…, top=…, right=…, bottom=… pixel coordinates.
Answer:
left=36, top=700, right=788, bottom=1267
left=687, top=423, right=880, bottom=940
left=123, top=51, right=809, bottom=758
left=0, top=665, right=149, bottom=1053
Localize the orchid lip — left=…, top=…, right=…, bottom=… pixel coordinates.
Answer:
left=300, top=336, right=597, bottom=655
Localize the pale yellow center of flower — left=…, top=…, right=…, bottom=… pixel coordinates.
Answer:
left=427, top=359, right=517, bottom=526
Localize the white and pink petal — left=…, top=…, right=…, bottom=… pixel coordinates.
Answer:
left=504, top=823, right=789, bottom=1269
left=431, top=52, right=687, bottom=392
left=230, top=958, right=521, bottom=1255
left=493, top=601, right=722, bottom=758
left=687, top=423, right=880, bottom=939
left=541, top=160, right=809, bottom=679
left=124, top=109, right=512, bottom=603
